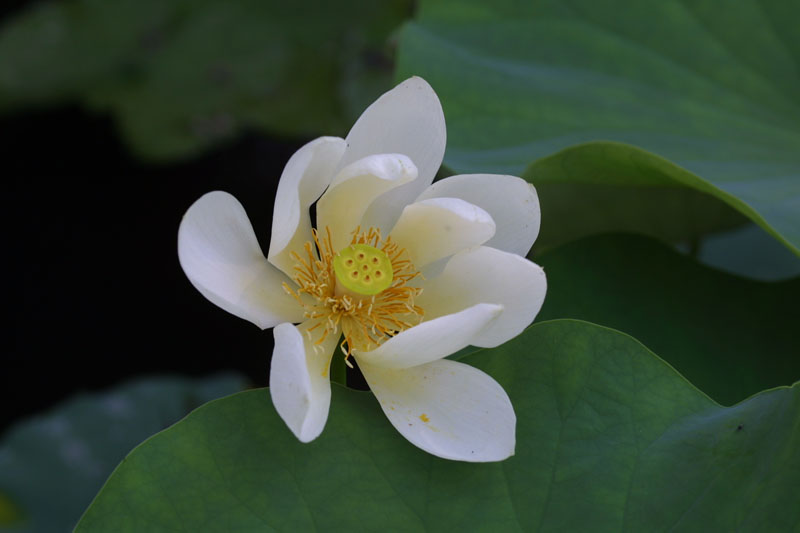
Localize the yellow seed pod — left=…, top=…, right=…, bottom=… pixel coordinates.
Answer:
left=333, top=243, right=393, bottom=296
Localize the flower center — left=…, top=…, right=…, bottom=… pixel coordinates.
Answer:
left=333, top=243, right=393, bottom=296
left=283, top=226, right=423, bottom=366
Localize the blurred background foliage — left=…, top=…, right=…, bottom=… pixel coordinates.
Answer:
left=0, top=375, right=245, bottom=532
left=0, top=0, right=410, bottom=159
left=3, top=0, right=798, bottom=530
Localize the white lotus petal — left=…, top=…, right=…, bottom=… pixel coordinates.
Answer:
left=270, top=320, right=339, bottom=443
left=417, top=246, right=546, bottom=347
left=359, top=358, right=515, bottom=462
left=417, top=174, right=541, bottom=256
left=316, top=153, right=417, bottom=251
left=354, top=303, right=502, bottom=369
left=389, top=197, right=496, bottom=269
left=178, top=191, right=304, bottom=329
left=267, top=137, right=347, bottom=276
left=337, top=77, right=446, bottom=238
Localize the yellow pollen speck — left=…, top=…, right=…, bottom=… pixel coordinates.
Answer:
left=419, top=414, right=430, bottom=423
left=282, top=226, right=424, bottom=360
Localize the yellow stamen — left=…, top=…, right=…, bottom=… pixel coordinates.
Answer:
left=282, top=226, right=424, bottom=361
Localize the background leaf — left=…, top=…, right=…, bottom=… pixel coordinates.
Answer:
left=396, top=0, right=800, bottom=255
left=0, top=374, right=245, bottom=533
left=0, top=0, right=410, bottom=160
left=75, top=321, right=800, bottom=531
left=691, top=222, right=800, bottom=281
left=524, top=141, right=786, bottom=255
left=0, top=494, right=23, bottom=528
left=535, top=233, right=800, bottom=406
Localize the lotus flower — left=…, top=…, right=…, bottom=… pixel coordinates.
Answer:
left=178, top=77, right=546, bottom=462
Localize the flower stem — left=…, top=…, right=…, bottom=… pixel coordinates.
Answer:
left=329, top=344, right=347, bottom=387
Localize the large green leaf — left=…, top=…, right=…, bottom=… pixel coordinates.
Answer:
left=0, top=374, right=245, bottom=533
left=0, top=0, right=410, bottom=160
left=396, top=0, right=800, bottom=255
left=76, top=321, right=799, bottom=531
left=535, top=233, right=800, bottom=406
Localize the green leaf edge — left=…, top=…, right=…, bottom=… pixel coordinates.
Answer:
left=473, top=319, right=800, bottom=408
left=523, top=141, right=800, bottom=257
left=75, top=318, right=799, bottom=532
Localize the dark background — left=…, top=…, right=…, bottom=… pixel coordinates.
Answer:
left=2, top=0, right=404, bottom=437
left=6, top=104, right=305, bottom=434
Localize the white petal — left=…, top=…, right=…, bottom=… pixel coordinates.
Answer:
left=316, top=153, right=417, bottom=251
left=269, top=321, right=339, bottom=443
left=359, top=358, right=515, bottom=462
left=417, top=247, right=547, bottom=348
left=417, top=174, right=541, bottom=256
left=337, top=77, right=447, bottom=238
left=178, top=191, right=304, bottom=329
left=353, top=303, right=502, bottom=369
left=267, top=136, right=347, bottom=276
left=389, top=197, right=496, bottom=269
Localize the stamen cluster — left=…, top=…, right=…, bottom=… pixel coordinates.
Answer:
left=283, top=226, right=424, bottom=365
